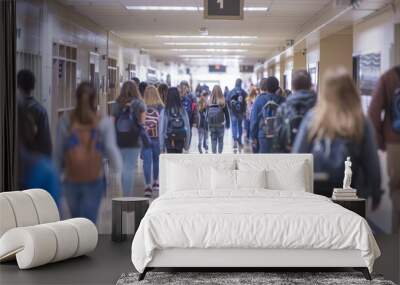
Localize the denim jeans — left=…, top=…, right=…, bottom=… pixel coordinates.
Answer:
left=245, top=118, right=250, bottom=140
left=142, top=138, right=160, bottom=186
left=198, top=128, right=208, bottom=152
left=210, top=127, right=225, bottom=154
left=231, top=115, right=243, bottom=144
left=63, top=178, right=105, bottom=223
left=258, top=137, right=275, bottom=153
left=120, top=147, right=140, bottom=196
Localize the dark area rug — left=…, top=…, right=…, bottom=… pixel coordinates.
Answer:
left=117, top=271, right=396, bottom=285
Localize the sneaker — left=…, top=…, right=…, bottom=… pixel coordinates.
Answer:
left=144, top=187, right=152, bottom=198
left=152, top=182, right=159, bottom=192
left=198, top=146, right=203, bottom=154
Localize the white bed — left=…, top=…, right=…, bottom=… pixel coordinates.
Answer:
left=131, top=154, right=380, bottom=280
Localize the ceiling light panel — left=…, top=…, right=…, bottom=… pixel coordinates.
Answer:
left=164, top=42, right=252, bottom=47
left=156, top=35, right=258, bottom=39
left=171, top=49, right=247, bottom=53
left=126, top=6, right=268, bottom=12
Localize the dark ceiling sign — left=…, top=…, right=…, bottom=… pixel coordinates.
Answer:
left=204, top=0, right=244, bottom=20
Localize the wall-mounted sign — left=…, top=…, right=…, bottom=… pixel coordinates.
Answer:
left=209, top=64, right=226, bottom=73
left=204, top=0, right=244, bottom=20
left=240, top=65, right=254, bottom=73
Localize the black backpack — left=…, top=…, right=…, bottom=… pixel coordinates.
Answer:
left=115, top=106, right=140, bottom=148
left=166, top=109, right=186, bottom=144
left=392, top=67, right=400, bottom=133
left=230, top=90, right=245, bottom=116
left=261, top=100, right=279, bottom=138
left=207, top=104, right=225, bottom=128
left=280, top=103, right=307, bottom=151
left=311, top=137, right=359, bottom=184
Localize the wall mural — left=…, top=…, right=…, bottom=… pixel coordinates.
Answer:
left=358, top=53, right=381, bottom=96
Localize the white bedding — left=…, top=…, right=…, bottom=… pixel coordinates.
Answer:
left=131, top=190, right=380, bottom=273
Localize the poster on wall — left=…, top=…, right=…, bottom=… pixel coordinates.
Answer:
left=357, top=53, right=381, bottom=96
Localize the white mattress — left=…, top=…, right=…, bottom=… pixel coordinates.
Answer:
left=131, top=190, right=380, bottom=273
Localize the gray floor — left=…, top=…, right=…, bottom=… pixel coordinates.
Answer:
left=0, top=234, right=398, bottom=285
left=0, top=235, right=133, bottom=285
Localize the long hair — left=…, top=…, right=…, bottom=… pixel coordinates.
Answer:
left=198, top=92, right=208, bottom=112
left=144, top=85, right=164, bottom=107
left=158, top=83, right=168, bottom=104
left=116, top=81, right=141, bottom=106
left=247, top=87, right=258, bottom=103
left=210, top=85, right=225, bottom=107
left=308, top=68, right=364, bottom=142
left=71, top=82, right=97, bottom=125
left=165, top=87, right=182, bottom=111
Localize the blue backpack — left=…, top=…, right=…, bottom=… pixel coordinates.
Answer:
left=182, top=95, right=193, bottom=120
left=230, top=90, right=245, bottom=117
left=115, top=106, right=140, bottom=148
left=392, top=67, right=400, bottom=133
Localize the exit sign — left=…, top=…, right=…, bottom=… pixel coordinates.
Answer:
left=204, top=0, right=244, bottom=20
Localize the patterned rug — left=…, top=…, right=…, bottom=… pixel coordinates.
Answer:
left=116, top=271, right=396, bottom=285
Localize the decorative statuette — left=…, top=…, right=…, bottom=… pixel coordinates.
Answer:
left=343, top=157, right=353, bottom=190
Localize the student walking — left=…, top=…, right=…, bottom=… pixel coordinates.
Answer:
left=112, top=81, right=146, bottom=197
left=227, top=79, right=247, bottom=152
left=250, top=77, right=285, bottom=153
left=17, top=69, right=52, bottom=157
left=292, top=68, right=382, bottom=206
left=55, top=82, right=122, bottom=223
left=179, top=80, right=198, bottom=145
left=142, top=86, right=163, bottom=197
left=159, top=87, right=190, bottom=153
left=368, top=65, right=400, bottom=232
left=158, top=83, right=168, bottom=104
left=274, top=70, right=317, bottom=152
left=197, top=92, right=209, bottom=153
left=208, top=85, right=230, bottom=154
left=245, top=87, right=258, bottom=143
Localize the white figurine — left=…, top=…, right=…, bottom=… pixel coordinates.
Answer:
left=343, top=157, right=352, bottom=190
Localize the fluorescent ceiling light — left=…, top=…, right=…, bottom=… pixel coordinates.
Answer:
left=164, top=42, right=252, bottom=47
left=171, top=48, right=247, bottom=53
left=126, top=6, right=268, bottom=12
left=156, top=35, right=258, bottom=39
left=179, top=54, right=244, bottom=58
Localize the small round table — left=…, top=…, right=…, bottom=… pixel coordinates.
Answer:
left=111, top=197, right=150, bottom=242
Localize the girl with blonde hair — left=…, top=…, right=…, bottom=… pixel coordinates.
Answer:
left=207, top=85, right=230, bottom=154
left=292, top=68, right=382, bottom=208
left=245, top=87, right=258, bottom=142
left=142, top=85, right=164, bottom=196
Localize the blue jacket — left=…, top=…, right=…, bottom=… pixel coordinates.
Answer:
left=227, top=87, right=247, bottom=119
left=250, top=92, right=285, bottom=139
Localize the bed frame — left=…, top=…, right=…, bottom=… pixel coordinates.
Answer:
left=138, top=154, right=372, bottom=281
left=139, top=248, right=371, bottom=280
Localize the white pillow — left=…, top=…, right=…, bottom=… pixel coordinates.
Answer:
left=237, top=159, right=308, bottom=191
left=236, top=169, right=267, bottom=189
left=211, top=168, right=236, bottom=190
left=266, top=165, right=306, bottom=191
left=167, top=163, right=211, bottom=191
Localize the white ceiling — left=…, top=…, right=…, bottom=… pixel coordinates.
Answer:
left=58, top=0, right=389, bottom=63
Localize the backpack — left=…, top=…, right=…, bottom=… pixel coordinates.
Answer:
left=115, top=106, right=140, bottom=148
left=230, top=90, right=245, bottom=116
left=65, top=119, right=103, bottom=183
left=182, top=96, right=194, bottom=120
left=392, top=67, right=400, bottom=133
left=261, top=100, right=279, bottom=138
left=281, top=104, right=307, bottom=151
left=311, top=137, right=358, bottom=184
left=207, top=104, right=225, bottom=128
left=144, top=106, right=160, bottom=138
left=166, top=109, right=186, bottom=145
